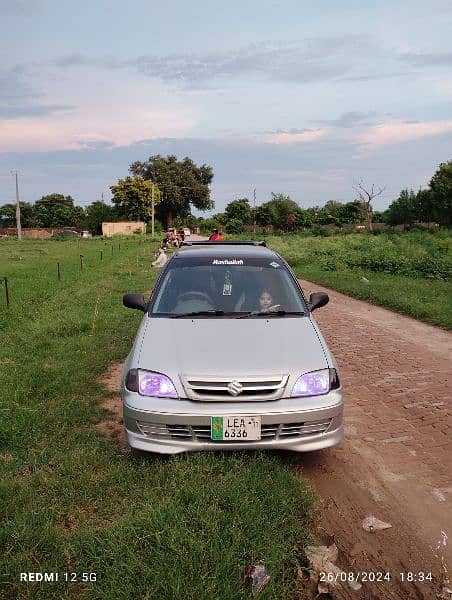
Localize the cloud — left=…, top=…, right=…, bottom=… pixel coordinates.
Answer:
left=398, top=52, right=452, bottom=67
left=2, top=130, right=452, bottom=212
left=260, top=128, right=315, bottom=135
left=0, top=67, right=75, bottom=119
left=314, top=111, right=381, bottom=128
left=54, top=54, right=122, bottom=70
left=358, top=119, right=452, bottom=147
left=337, top=72, right=407, bottom=82
left=51, top=36, right=381, bottom=88
left=262, top=129, right=326, bottom=145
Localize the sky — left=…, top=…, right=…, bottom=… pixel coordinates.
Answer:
left=1, top=0, right=451, bottom=214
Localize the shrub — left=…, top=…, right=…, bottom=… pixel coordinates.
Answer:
left=225, top=218, right=245, bottom=234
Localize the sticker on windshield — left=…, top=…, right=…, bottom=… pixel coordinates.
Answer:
left=223, top=271, right=232, bottom=295
left=212, top=259, right=244, bottom=265
left=269, top=261, right=280, bottom=268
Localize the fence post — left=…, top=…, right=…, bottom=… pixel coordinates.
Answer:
left=80, top=255, right=84, bottom=271
left=57, top=262, right=61, bottom=281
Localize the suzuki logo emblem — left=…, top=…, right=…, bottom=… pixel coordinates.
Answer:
left=227, top=380, right=243, bottom=396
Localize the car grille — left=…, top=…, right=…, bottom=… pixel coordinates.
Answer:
left=180, top=374, right=289, bottom=401
left=136, top=419, right=332, bottom=442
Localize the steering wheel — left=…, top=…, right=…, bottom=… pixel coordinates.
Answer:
left=263, top=303, right=281, bottom=312
left=177, top=291, right=213, bottom=305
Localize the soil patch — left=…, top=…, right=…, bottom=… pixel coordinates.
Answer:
left=96, top=362, right=128, bottom=450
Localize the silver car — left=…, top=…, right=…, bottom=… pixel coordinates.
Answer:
left=121, top=241, right=343, bottom=454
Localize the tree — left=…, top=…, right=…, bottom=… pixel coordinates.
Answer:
left=353, top=180, right=386, bottom=231
left=336, top=201, right=365, bottom=225
left=0, top=202, right=36, bottom=228
left=255, top=204, right=272, bottom=228
left=294, top=208, right=314, bottom=228
left=260, top=193, right=300, bottom=230
left=225, top=218, right=245, bottom=234
left=386, top=189, right=417, bottom=227
left=224, top=199, right=252, bottom=225
left=129, top=155, right=214, bottom=227
left=429, top=160, right=452, bottom=225
left=212, top=212, right=225, bottom=226
left=414, top=188, right=435, bottom=223
left=34, top=193, right=83, bottom=228
left=110, top=177, right=160, bottom=222
left=84, top=201, right=119, bottom=235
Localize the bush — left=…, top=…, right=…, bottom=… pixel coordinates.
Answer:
left=225, top=218, right=245, bottom=234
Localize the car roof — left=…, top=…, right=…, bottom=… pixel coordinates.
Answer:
left=173, top=241, right=277, bottom=260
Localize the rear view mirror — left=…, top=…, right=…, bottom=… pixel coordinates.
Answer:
left=123, top=293, right=147, bottom=312
left=309, top=292, right=329, bottom=312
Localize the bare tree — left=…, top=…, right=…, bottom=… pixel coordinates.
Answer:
left=353, top=180, right=386, bottom=231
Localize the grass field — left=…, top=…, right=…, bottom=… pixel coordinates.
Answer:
left=0, top=237, right=314, bottom=600
left=234, top=230, right=452, bottom=329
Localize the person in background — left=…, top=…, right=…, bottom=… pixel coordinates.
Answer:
left=217, top=230, right=224, bottom=240
left=151, top=247, right=167, bottom=268
left=209, top=228, right=220, bottom=241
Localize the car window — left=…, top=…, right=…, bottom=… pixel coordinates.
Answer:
left=150, top=256, right=306, bottom=316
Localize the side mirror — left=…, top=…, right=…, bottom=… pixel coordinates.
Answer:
left=309, top=292, right=329, bottom=312
left=123, top=293, right=147, bottom=312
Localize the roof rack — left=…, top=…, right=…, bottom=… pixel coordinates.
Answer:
left=181, top=240, right=267, bottom=247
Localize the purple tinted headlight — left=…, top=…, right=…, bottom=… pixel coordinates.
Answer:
left=139, top=370, right=177, bottom=398
left=126, top=369, right=177, bottom=398
left=292, top=369, right=330, bottom=397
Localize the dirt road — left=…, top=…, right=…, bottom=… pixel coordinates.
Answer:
left=295, top=280, right=452, bottom=599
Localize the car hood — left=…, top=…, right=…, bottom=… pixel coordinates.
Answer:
left=136, top=316, right=328, bottom=377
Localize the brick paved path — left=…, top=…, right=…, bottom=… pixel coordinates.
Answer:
left=298, top=280, right=452, bottom=596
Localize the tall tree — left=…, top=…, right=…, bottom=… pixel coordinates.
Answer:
left=429, top=160, right=452, bottom=225
left=353, top=180, right=386, bottom=231
left=110, top=177, right=160, bottom=222
left=255, top=204, right=272, bottom=228
left=224, top=198, right=252, bottom=225
left=386, top=189, right=417, bottom=227
left=265, top=193, right=300, bottom=230
left=129, top=155, right=214, bottom=227
left=34, top=193, right=83, bottom=228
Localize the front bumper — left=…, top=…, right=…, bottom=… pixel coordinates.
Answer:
left=122, top=390, right=344, bottom=454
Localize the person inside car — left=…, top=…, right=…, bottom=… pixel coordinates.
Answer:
left=258, top=289, right=280, bottom=312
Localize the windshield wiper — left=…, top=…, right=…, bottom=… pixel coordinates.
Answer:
left=236, top=310, right=305, bottom=319
left=170, top=309, right=226, bottom=318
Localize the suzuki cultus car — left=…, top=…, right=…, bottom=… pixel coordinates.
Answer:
left=121, top=241, right=343, bottom=454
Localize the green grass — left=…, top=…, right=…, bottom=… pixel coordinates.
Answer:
left=230, top=230, right=452, bottom=329
left=0, top=237, right=314, bottom=600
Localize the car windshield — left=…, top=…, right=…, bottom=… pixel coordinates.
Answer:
left=150, top=256, right=306, bottom=317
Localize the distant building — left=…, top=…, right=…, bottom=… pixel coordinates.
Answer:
left=102, top=221, right=146, bottom=237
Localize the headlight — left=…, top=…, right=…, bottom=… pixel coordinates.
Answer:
left=291, top=368, right=340, bottom=397
left=125, top=369, right=178, bottom=398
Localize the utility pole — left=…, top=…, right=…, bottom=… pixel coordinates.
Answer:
left=11, top=170, right=22, bottom=240
left=151, top=183, right=155, bottom=237
left=253, top=188, right=256, bottom=234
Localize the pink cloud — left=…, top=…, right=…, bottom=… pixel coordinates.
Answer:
left=359, top=120, right=452, bottom=147
left=263, top=129, right=327, bottom=145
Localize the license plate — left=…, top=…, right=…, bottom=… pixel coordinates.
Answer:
left=211, top=416, right=261, bottom=441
